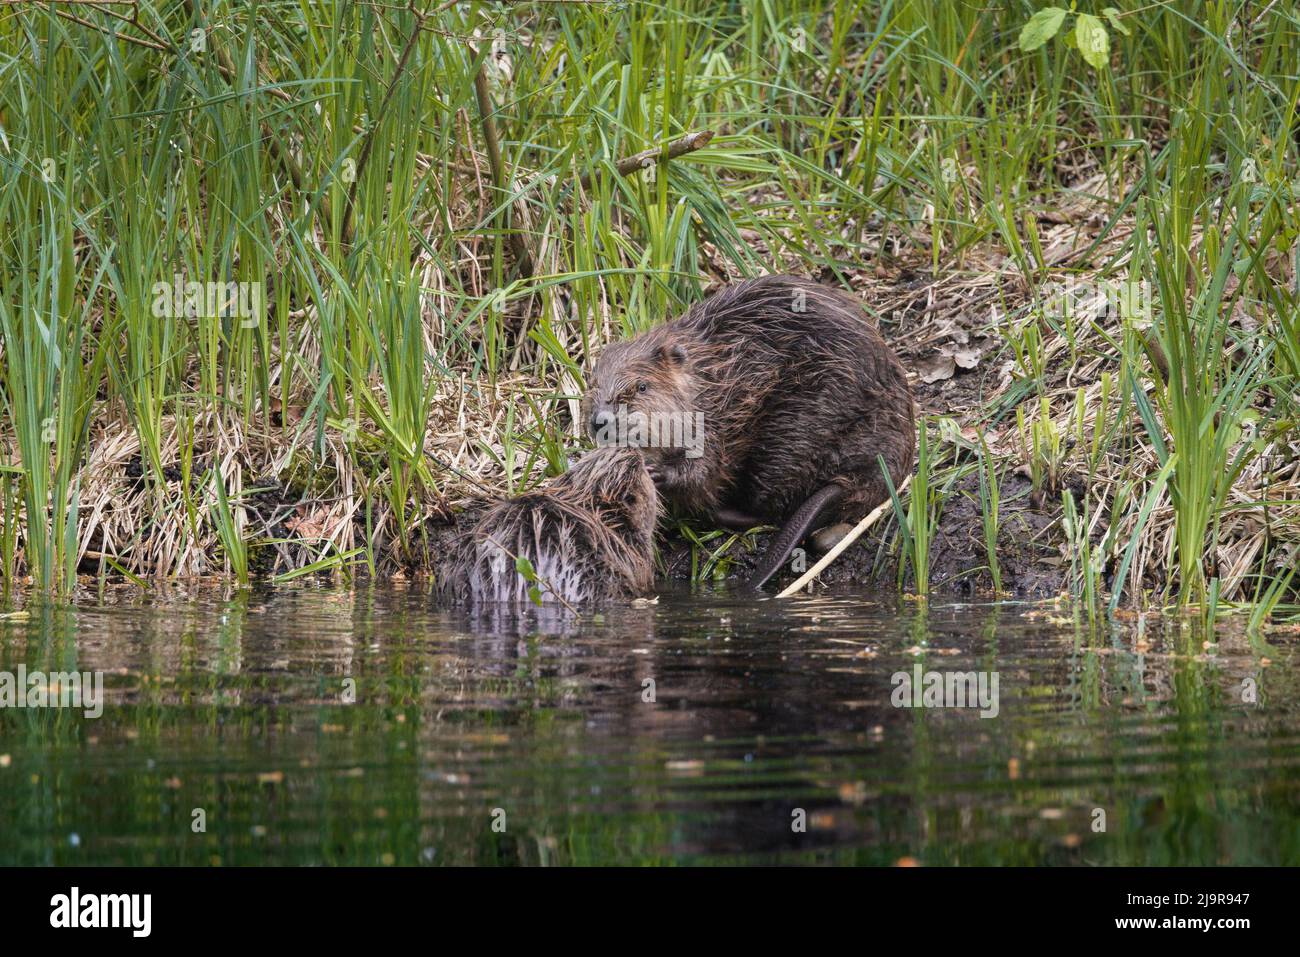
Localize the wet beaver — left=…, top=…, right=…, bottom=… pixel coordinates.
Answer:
left=439, top=446, right=659, bottom=605
left=583, top=274, right=915, bottom=590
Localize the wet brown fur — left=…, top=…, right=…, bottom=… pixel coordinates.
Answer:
left=439, top=447, right=659, bottom=605
left=583, top=274, right=915, bottom=530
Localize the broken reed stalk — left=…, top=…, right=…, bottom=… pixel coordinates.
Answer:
left=775, top=475, right=912, bottom=598
left=577, top=129, right=715, bottom=191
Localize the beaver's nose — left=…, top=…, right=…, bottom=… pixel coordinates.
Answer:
left=590, top=409, right=614, bottom=439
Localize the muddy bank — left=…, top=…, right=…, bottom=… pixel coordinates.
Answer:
left=655, top=472, right=1066, bottom=599
left=418, top=466, right=1072, bottom=600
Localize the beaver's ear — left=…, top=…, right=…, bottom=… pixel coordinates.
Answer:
left=655, top=343, right=687, bottom=366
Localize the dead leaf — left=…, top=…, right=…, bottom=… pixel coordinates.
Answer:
left=285, top=506, right=334, bottom=540
left=917, top=354, right=956, bottom=383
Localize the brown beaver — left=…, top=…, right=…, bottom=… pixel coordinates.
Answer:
left=439, top=446, right=659, bottom=605
left=582, top=274, right=915, bottom=590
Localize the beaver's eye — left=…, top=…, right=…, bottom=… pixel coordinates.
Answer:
left=636, top=381, right=648, bottom=394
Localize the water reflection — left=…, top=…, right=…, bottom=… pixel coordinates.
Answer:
left=0, top=584, right=1296, bottom=865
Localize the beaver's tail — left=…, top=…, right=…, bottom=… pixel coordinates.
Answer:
left=745, top=484, right=845, bottom=591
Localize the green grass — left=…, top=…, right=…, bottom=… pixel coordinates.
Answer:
left=0, top=1, right=1296, bottom=614
left=977, top=433, right=1002, bottom=596
left=884, top=422, right=941, bottom=596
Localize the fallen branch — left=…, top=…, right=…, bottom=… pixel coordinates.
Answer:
left=775, top=475, right=911, bottom=598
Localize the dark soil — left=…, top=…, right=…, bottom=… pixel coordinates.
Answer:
left=655, top=469, right=1067, bottom=598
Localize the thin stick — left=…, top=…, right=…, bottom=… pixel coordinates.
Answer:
left=341, top=1, right=431, bottom=245
left=469, top=44, right=535, bottom=277
left=775, top=475, right=911, bottom=598
left=34, top=1, right=169, bottom=52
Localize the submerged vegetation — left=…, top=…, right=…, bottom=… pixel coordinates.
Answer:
left=0, top=1, right=1298, bottom=616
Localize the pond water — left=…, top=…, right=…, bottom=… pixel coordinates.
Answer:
left=1, top=584, right=1297, bottom=865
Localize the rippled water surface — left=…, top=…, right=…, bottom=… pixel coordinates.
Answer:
left=1, top=584, right=1297, bottom=865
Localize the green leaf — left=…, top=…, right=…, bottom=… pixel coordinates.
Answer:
left=1075, top=13, right=1110, bottom=69
left=1102, top=7, right=1131, bottom=36
left=515, top=556, right=537, bottom=581
left=527, top=585, right=544, bottom=606
left=1018, top=7, right=1068, bottom=51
